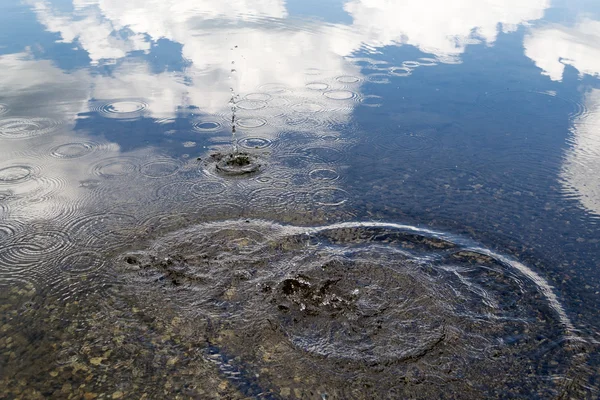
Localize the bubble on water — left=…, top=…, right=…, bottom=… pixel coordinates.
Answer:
left=0, top=117, right=61, bottom=139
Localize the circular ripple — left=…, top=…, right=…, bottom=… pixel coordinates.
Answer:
left=140, top=159, right=180, bottom=178
left=324, top=90, right=357, bottom=100
left=153, top=181, right=198, bottom=203
left=0, top=230, right=71, bottom=272
left=236, top=100, right=267, bottom=110
left=191, top=180, right=227, bottom=197
left=417, top=57, right=438, bottom=66
left=367, top=74, right=391, bottom=84
left=309, top=168, right=339, bottom=181
left=92, top=157, right=139, bottom=178
left=97, top=100, right=148, bottom=120
left=402, top=61, right=421, bottom=68
left=295, top=146, right=343, bottom=163
left=59, top=250, right=106, bottom=274
left=238, top=137, right=272, bottom=149
left=0, top=117, right=61, bottom=139
left=0, top=104, right=8, bottom=116
left=66, top=212, right=139, bottom=250
left=312, top=187, right=349, bottom=206
left=248, top=188, right=308, bottom=213
left=0, top=224, right=17, bottom=243
left=291, top=102, right=324, bottom=113
left=336, top=75, right=361, bottom=83
left=193, top=120, right=223, bottom=132
left=305, top=68, right=322, bottom=76
left=114, top=220, right=584, bottom=398
left=0, top=165, right=33, bottom=184
left=245, top=93, right=272, bottom=101
left=360, top=95, right=383, bottom=108
left=236, top=117, right=267, bottom=129
left=306, top=82, right=329, bottom=91
left=258, top=83, right=289, bottom=94
left=390, top=66, right=412, bottom=77
left=50, top=142, right=94, bottom=159
left=283, top=115, right=325, bottom=130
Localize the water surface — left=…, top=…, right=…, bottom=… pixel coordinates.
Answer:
left=1, top=0, right=600, bottom=398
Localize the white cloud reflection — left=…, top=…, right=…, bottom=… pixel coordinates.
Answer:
left=344, top=0, right=549, bottom=62
left=561, top=89, right=600, bottom=216
left=524, top=18, right=600, bottom=81
left=24, top=0, right=553, bottom=121
left=10, top=0, right=600, bottom=220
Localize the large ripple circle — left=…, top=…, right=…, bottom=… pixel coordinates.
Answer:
left=115, top=220, right=585, bottom=398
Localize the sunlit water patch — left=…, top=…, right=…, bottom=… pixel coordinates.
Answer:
left=114, top=219, right=593, bottom=399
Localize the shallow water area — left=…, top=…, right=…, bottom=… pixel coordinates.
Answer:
left=112, top=219, right=592, bottom=398
left=1, top=0, right=600, bottom=398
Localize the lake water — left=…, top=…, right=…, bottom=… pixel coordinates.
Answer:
left=1, top=0, right=600, bottom=398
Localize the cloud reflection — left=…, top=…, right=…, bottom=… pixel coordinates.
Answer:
left=26, top=0, right=554, bottom=115
left=561, top=89, right=600, bottom=216
left=344, top=0, right=549, bottom=62
left=525, top=18, right=600, bottom=81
